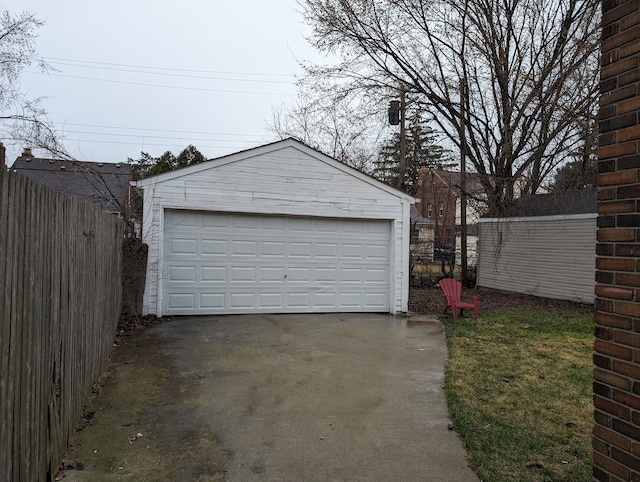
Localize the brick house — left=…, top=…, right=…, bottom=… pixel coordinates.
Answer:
left=415, top=168, right=457, bottom=249
left=415, top=168, right=484, bottom=263
left=593, top=1, right=640, bottom=480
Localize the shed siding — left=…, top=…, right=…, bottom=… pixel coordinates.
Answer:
left=477, top=216, right=596, bottom=303
left=140, top=143, right=412, bottom=315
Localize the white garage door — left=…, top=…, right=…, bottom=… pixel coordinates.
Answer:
left=162, top=210, right=391, bottom=315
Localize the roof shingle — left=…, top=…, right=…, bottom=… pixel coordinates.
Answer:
left=11, top=157, right=131, bottom=214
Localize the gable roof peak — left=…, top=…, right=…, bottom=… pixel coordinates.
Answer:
left=135, top=138, right=417, bottom=202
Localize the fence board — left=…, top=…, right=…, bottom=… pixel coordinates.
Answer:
left=0, top=169, right=124, bottom=480
left=0, top=167, right=10, bottom=481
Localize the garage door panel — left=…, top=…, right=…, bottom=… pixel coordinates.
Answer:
left=288, top=267, right=311, bottom=282
left=365, top=268, right=388, bottom=283
left=201, top=266, right=226, bottom=282
left=261, top=241, right=285, bottom=257
left=168, top=293, right=196, bottom=310
left=262, top=217, right=286, bottom=231
left=289, top=219, right=314, bottom=233
left=172, top=216, right=199, bottom=228
left=290, top=242, right=312, bottom=257
left=232, top=240, right=257, bottom=256
left=201, top=215, right=228, bottom=228
left=259, top=293, right=284, bottom=308
left=314, top=292, right=338, bottom=309
left=287, top=292, right=312, bottom=308
left=163, top=210, right=390, bottom=315
left=341, top=268, right=363, bottom=283
left=259, top=267, right=285, bottom=282
left=315, top=219, right=339, bottom=234
left=169, top=266, right=197, bottom=282
left=363, top=291, right=389, bottom=308
left=170, top=238, right=198, bottom=255
left=367, top=244, right=388, bottom=259
left=338, top=292, right=362, bottom=307
left=230, top=267, right=257, bottom=282
left=316, top=267, right=337, bottom=282
left=202, top=239, right=226, bottom=256
left=342, top=244, right=364, bottom=258
left=340, top=220, right=363, bottom=233
left=367, top=223, right=390, bottom=235
left=233, top=216, right=259, bottom=230
left=228, top=293, right=256, bottom=309
left=316, top=243, right=338, bottom=258
left=200, top=293, right=225, bottom=309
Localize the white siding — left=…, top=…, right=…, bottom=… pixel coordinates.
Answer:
left=138, top=140, right=414, bottom=316
left=477, top=215, right=596, bottom=303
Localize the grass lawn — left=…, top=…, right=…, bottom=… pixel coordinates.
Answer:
left=410, top=288, right=594, bottom=481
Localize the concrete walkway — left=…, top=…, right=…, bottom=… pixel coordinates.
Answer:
left=67, top=313, right=478, bottom=481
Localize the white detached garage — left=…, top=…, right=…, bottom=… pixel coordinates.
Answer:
left=136, top=139, right=416, bottom=316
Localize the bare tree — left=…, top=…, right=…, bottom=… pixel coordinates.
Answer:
left=0, top=10, right=68, bottom=160
left=298, top=0, right=600, bottom=215
left=269, top=73, right=390, bottom=172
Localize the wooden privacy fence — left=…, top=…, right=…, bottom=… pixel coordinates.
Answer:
left=0, top=169, right=124, bottom=481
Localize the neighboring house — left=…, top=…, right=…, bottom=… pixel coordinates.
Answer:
left=409, top=205, right=437, bottom=280
left=414, top=168, right=485, bottom=265
left=135, top=138, right=416, bottom=317
left=477, top=189, right=596, bottom=303
left=410, top=204, right=435, bottom=244
left=11, top=149, right=132, bottom=215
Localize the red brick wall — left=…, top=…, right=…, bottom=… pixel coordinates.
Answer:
left=595, top=1, right=640, bottom=480
left=415, top=169, right=457, bottom=248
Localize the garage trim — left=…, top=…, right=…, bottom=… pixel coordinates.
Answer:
left=160, top=210, right=394, bottom=314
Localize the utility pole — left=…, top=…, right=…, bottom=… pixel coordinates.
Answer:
left=398, top=84, right=407, bottom=191
left=459, top=79, right=468, bottom=286
left=388, top=85, right=407, bottom=191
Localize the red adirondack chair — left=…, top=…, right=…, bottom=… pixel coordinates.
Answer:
left=439, top=278, right=479, bottom=319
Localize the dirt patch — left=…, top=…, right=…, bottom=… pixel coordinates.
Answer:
left=409, top=286, right=593, bottom=315
left=59, top=326, right=230, bottom=481
left=115, top=314, right=162, bottom=342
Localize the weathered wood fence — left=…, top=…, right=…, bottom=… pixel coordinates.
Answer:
left=0, top=168, right=124, bottom=481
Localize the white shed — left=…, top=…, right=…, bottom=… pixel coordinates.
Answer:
left=477, top=189, right=596, bottom=303
left=136, top=139, right=416, bottom=316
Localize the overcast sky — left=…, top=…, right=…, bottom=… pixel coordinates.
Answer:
left=8, top=1, right=323, bottom=165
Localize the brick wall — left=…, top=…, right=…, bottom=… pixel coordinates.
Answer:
left=595, top=1, right=640, bottom=480
left=415, top=169, right=457, bottom=248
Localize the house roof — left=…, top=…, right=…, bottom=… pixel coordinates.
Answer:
left=500, top=188, right=596, bottom=218
left=135, top=137, right=418, bottom=203
left=410, top=205, right=435, bottom=225
left=11, top=156, right=131, bottom=214
left=430, top=169, right=485, bottom=196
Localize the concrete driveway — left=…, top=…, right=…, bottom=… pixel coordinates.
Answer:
left=66, top=313, right=477, bottom=481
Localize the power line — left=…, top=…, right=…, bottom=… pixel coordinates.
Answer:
left=61, top=137, right=260, bottom=149
left=29, top=72, right=293, bottom=95
left=42, top=57, right=297, bottom=79
left=61, top=129, right=267, bottom=143
left=52, top=121, right=263, bottom=137
left=44, top=59, right=296, bottom=85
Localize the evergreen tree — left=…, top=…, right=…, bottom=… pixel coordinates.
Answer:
left=551, top=158, right=597, bottom=192
left=373, top=111, right=453, bottom=195
left=127, top=145, right=206, bottom=180
left=550, top=114, right=597, bottom=192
